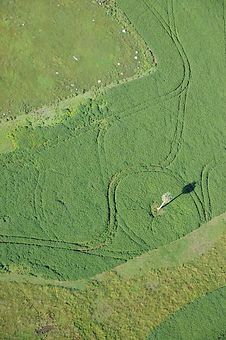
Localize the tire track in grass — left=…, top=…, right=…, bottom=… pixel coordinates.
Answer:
left=103, top=0, right=199, bottom=247
left=105, top=0, right=191, bottom=169
left=200, top=163, right=214, bottom=222
left=88, top=247, right=140, bottom=259
left=139, top=0, right=192, bottom=171
left=0, top=164, right=203, bottom=256
left=142, top=0, right=191, bottom=99
left=119, top=215, right=151, bottom=250
left=205, top=166, right=213, bottom=221
left=91, top=164, right=221, bottom=258
left=32, top=166, right=50, bottom=238
left=153, top=0, right=191, bottom=167
left=0, top=233, right=132, bottom=260
left=167, top=0, right=176, bottom=36
left=96, top=124, right=109, bottom=188
left=1, top=1, right=224, bottom=282
left=108, top=165, right=203, bottom=250
left=0, top=155, right=204, bottom=260
left=0, top=177, right=204, bottom=268
left=98, top=0, right=191, bottom=123
left=74, top=164, right=203, bottom=257
left=0, top=237, right=129, bottom=261
left=165, top=168, right=206, bottom=224
left=0, top=170, right=120, bottom=253
left=1, top=212, right=225, bottom=288
left=0, top=1, right=205, bottom=265
left=34, top=166, right=53, bottom=239
left=200, top=160, right=226, bottom=222
left=162, top=87, right=188, bottom=166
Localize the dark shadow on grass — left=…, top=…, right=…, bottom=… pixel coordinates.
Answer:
left=163, top=181, right=197, bottom=208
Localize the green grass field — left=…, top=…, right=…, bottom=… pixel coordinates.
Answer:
left=1, top=214, right=225, bottom=338
left=0, top=0, right=226, bottom=338
left=0, top=0, right=225, bottom=280
left=0, top=0, right=148, bottom=120
left=149, top=286, right=226, bottom=340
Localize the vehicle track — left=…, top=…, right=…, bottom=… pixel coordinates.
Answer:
left=96, top=125, right=109, bottom=188
left=143, top=0, right=191, bottom=99
left=0, top=161, right=203, bottom=257
left=32, top=166, right=50, bottom=237
left=200, top=163, right=214, bottom=222
left=153, top=0, right=191, bottom=167
left=0, top=0, right=207, bottom=267
left=118, top=215, right=151, bottom=250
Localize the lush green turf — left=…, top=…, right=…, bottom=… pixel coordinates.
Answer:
left=0, top=0, right=148, bottom=119
left=149, top=287, right=226, bottom=340
left=0, top=0, right=225, bottom=281
left=115, top=212, right=226, bottom=278
left=0, top=2, right=226, bottom=337
left=0, top=218, right=225, bottom=339
left=0, top=106, right=201, bottom=280
left=1, top=211, right=225, bottom=287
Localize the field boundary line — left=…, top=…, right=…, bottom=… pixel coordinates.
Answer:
left=1, top=212, right=225, bottom=288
